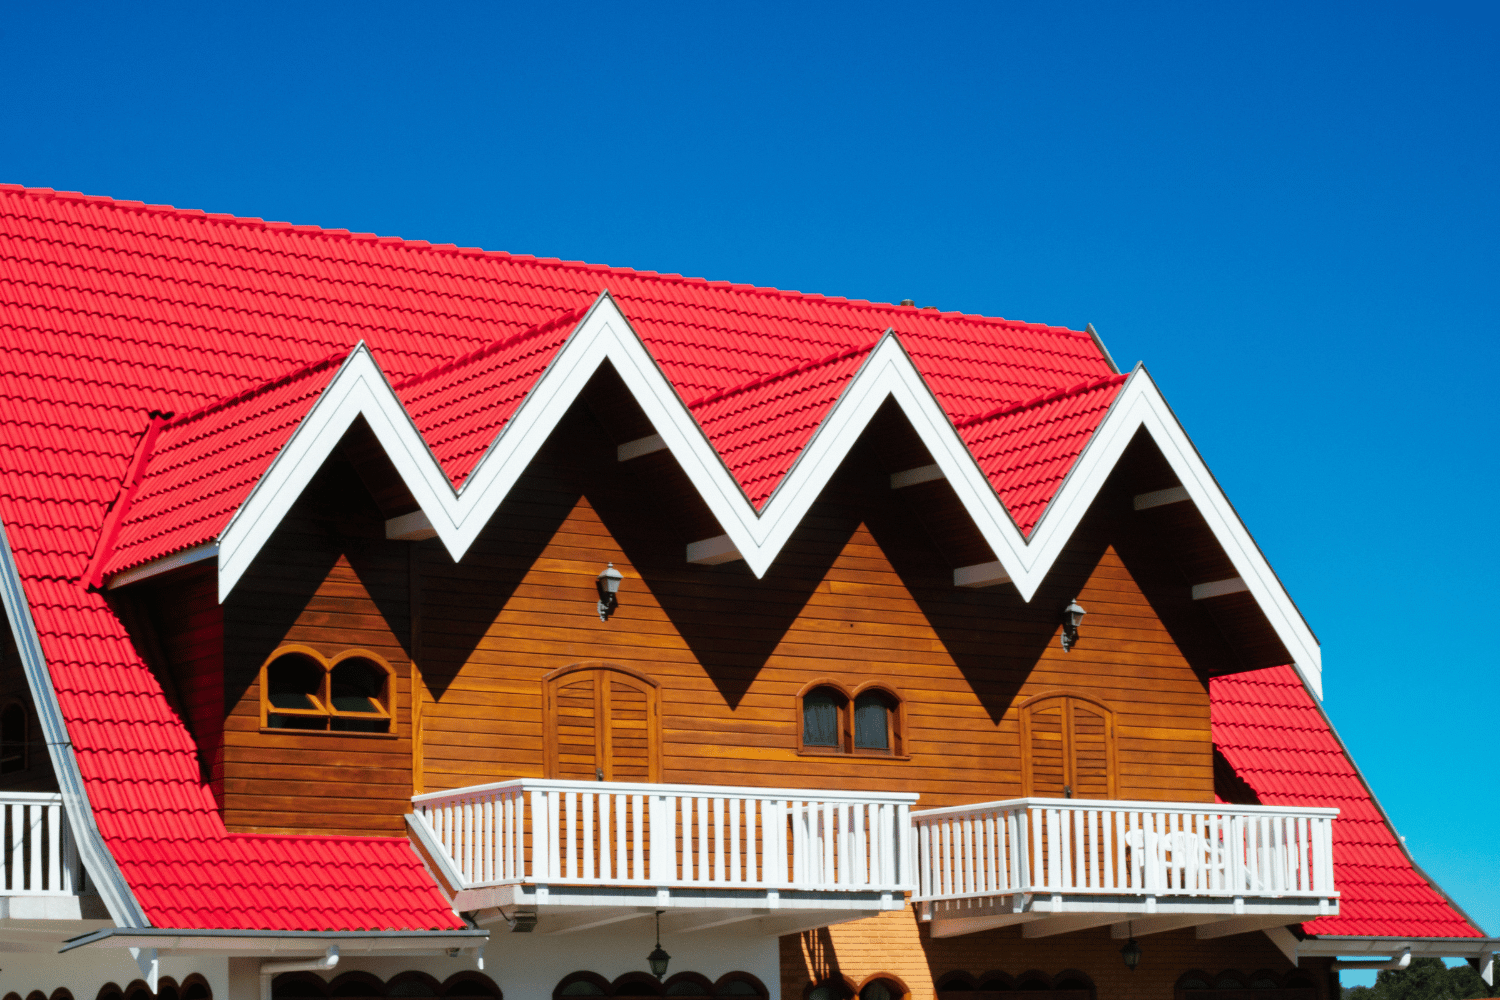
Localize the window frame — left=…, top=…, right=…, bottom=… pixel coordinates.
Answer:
left=258, top=645, right=396, bottom=738
left=795, top=680, right=906, bottom=758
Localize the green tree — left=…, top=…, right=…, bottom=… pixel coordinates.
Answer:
left=1341, top=957, right=1492, bottom=1000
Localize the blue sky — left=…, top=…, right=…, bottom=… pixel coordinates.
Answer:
left=2, top=0, right=1495, bottom=971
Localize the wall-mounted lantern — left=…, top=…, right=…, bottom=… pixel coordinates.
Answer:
left=1060, top=598, right=1086, bottom=652
left=647, top=909, right=670, bottom=980
left=596, top=563, right=623, bottom=621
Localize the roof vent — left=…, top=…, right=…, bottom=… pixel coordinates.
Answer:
left=899, top=299, right=915, bottom=307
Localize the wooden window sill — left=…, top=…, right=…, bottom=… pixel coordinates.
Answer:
left=796, top=746, right=910, bottom=761
left=259, top=727, right=398, bottom=740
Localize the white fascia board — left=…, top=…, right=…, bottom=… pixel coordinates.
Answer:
left=0, top=519, right=149, bottom=927
left=213, top=296, right=1321, bottom=696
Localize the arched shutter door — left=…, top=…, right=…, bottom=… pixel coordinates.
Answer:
left=554, top=674, right=599, bottom=780
left=1027, top=700, right=1068, bottom=797
left=1021, top=694, right=1117, bottom=799
left=546, top=665, right=660, bottom=783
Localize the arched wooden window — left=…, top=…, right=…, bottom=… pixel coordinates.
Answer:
left=1018, top=693, right=1117, bottom=799
left=797, top=681, right=904, bottom=756
left=544, top=663, right=660, bottom=782
left=0, top=699, right=26, bottom=773
left=260, top=646, right=395, bottom=735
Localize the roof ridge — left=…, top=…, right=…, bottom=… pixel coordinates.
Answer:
left=955, top=372, right=1129, bottom=429
left=393, top=305, right=588, bottom=392
left=0, top=184, right=1094, bottom=339
left=164, top=351, right=347, bottom=430
left=81, top=412, right=174, bottom=590
left=686, top=338, right=880, bottom=410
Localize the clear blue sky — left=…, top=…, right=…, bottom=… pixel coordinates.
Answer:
left=2, top=0, right=1495, bottom=969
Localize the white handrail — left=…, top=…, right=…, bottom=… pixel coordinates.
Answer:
left=0, top=792, right=84, bottom=896
left=411, top=779, right=918, bottom=893
left=911, top=797, right=1337, bottom=902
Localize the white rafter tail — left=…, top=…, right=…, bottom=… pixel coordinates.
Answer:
left=617, top=434, right=667, bottom=461
left=208, top=295, right=1323, bottom=697
left=1133, top=485, right=1191, bottom=510
left=890, top=464, right=944, bottom=489
left=687, top=534, right=742, bottom=566
left=1192, top=577, right=1249, bottom=600
left=386, top=509, right=437, bottom=541
left=954, top=561, right=1011, bottom=588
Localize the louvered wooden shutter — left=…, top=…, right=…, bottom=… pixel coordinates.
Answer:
left=1070, top=702, right=1114, bottom=798
left=553, top=674, right=599, bottom=780
left=603, top=673, right=655, bottom=782
left=1026, top=701, right=1068, bottom=797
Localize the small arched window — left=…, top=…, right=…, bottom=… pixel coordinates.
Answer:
left=802, top=687, right=844, bottom=749
left=854, top=690, right=894, bottom=752
left=798, top=682, right=903, bottom=756
left=1, top=700, right=27, bottom=774
left=261, top=647, right=393, bottom=735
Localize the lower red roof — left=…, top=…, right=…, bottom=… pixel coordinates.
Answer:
left=30, top=579, right=464, bottom=930
left=1211, top=665, right=1484, bottom=939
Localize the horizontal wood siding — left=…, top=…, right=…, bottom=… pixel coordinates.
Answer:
left=417, top=412, right=1214, bottom=808
left=220, top=458, right=414, bottom=836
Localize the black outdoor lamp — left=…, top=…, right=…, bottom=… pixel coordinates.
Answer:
left=1060, top=598, right=1086, bottom=652
left=596, top=563, right=623, bottom=621
left=647, top=909, right=670, bottom=980
left=1119, top=922, right=1142, bottom=971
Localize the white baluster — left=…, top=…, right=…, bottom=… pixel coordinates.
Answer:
left=729, top=796, right=741, bottom=884
left=599, top=793, right=612, bottom=882
left=583, top=792, right=595, bottom=881
left=714, top=797, right=726, bottom=883
left=632, top=794, right=644, bottom=882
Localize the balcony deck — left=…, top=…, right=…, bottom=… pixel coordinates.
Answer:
left=0, top=792, right=110, bottom=952
left=912, top=797, right=1339, bottom=939
left=408, top=778, right=918, bottom=937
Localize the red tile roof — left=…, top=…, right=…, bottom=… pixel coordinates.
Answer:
left=0, top=183, right=1114, bottom=930
left=100, top=352, right=344, bottom=579
left=0, top=183, right=1469, bottom=940
left=1211, top=665, right=1485, bottom=939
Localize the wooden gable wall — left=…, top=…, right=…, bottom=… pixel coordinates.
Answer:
left=131, top=400, right=1235, bottom=836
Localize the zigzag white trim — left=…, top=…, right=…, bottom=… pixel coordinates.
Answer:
left=214, top=292, right=1322, bottom=697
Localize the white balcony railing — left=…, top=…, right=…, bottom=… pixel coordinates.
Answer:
left=912, top=798, right=1337, bottom=903
left=410, top=778, right=917, bottom=895
left=1, top=792, right=84, bottom=896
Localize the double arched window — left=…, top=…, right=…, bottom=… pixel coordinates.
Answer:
left=259, top=646, right=395, bottom=735
left=797, top=681, right=903, bottom=757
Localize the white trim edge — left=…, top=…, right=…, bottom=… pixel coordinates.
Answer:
left=107, top=542, right=218, bottom=590
left=211, top=293, right=1322, bottom=697
left=0, top=517, right=149, bottom=926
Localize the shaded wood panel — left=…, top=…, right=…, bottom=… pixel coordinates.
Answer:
left=413, top=412, right=1216, bottom=811
left=219, top=455, right=416, bottom=837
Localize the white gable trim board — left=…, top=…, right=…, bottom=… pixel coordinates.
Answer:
left=145, top=291, right=1318, bottom=697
